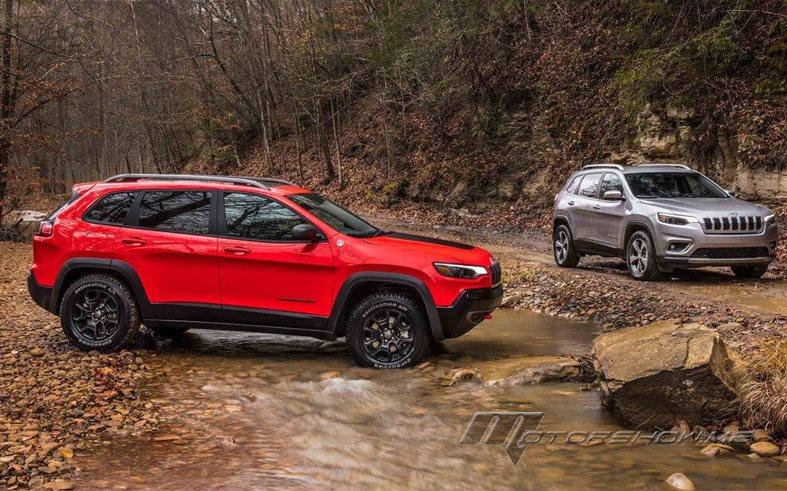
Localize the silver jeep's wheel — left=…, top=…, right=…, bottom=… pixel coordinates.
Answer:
left=626, top=230, right=660, bottom=280
left=553, top=224, right=580, bottom=268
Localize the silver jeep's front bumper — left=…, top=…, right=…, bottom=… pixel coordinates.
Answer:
left=653, top=219, right=778, bottom=270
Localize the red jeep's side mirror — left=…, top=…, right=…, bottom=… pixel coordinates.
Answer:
left=292, top=223, right=319, bottom=242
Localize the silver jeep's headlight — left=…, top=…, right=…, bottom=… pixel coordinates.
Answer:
left=764, top=214, right=776, bottom=225
left=434, top=262, right=488, bottom=279
left=657, top=212, right=699, bottom=226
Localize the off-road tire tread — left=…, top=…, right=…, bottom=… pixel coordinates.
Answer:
left=346, top=293, right=431, bottom=369
left=60, top=274, right=140, bottom=353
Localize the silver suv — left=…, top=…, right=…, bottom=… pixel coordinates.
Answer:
left=552, top=164, right=779, bottom=280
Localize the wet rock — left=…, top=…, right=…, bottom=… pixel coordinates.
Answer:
left=319, top=370, right=342, bottom=381
left=592, top=321, right=742, bottom=430
left=752, top=429, right=771, bottom=442
left=29, top=476, right=46, bottom=488
left=700, top=443, right=734, bottom=457
left=666, top=472, right=696, bottom=491
left=722, top=421, right=740, bottom=435
left=749, top=441, right=780, bottom=457
left=441, top=367, right=481, bottom=386
left=1, top=210, right=47, bottom=241
left=501, top=293, right=523, bottom=308
left=671, top=419, right=691, bottom=435
left=715, top=322, right=742, bottom=336
left=747, top=452, right=763, bottom=462
left=482, top=356, right=583, bottom=386
left=151, top=435, right=181, bottom=442
left=55, top=447, right=73, bottom=460
left=43, top=479, right=76, bottom=490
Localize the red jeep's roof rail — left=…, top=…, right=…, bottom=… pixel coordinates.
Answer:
left=102, top=173, right=295, bottom=190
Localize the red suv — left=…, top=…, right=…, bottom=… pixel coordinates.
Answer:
left=28, top=174, right=502, bottom=368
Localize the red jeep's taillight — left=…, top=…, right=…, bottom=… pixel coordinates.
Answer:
left=37, top=220, right=54, bottom=237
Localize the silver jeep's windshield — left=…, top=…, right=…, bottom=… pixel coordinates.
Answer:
left=625, top=172, right=728, bottom=199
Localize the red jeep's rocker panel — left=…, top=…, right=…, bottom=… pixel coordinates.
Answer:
left=28, top=174, right=502, bottom=368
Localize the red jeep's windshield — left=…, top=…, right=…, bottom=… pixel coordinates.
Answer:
left=289, top=193, right=380, bottom=238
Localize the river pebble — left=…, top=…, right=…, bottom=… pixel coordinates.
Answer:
left=666, top=472, right=696, bottom=491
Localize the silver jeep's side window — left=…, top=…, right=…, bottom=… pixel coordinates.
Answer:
left=577, top=173, right=602, bottom=198
left=565, top=175, right=583, bottom=195
left=600, top=173, right=623, bottom=195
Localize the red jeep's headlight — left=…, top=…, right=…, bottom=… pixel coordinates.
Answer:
left=434, top=262, right=488, bottom=279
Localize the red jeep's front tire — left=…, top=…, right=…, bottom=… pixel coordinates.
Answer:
left=345, top=293, right=431, bottom=368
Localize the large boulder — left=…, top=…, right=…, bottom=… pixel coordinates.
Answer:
left=1, top=210, right=47, bottom=241
left=593, top=321, right=743, bottom=430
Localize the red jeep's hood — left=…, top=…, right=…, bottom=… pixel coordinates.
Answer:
left=360, top=231, right=492, bottom=265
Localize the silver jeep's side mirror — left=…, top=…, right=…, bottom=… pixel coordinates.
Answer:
left=603, top=190, right=625, bottom=201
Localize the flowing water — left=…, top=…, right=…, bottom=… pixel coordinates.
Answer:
left=77, top=310, right=786, bottom=489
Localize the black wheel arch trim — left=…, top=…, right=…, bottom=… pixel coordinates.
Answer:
left=51, top=258, right=153, bottom=317
left=329, top=272, right=443, bottom=341
left=553, top=215, right=571, bottom=231
left=624, top=220, right=654, bottom=239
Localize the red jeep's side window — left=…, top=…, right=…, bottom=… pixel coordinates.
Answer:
left=223, top=192, right=309, bottom=241
left=84, top=192, right=137, bottom=225
left=138, top=191, right=211, bottom=235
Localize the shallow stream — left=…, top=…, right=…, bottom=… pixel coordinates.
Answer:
left=77, top=310, right=786, bottom=489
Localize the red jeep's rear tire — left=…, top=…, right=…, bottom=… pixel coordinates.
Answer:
left=60, top=274, right=140, bottom=352
left=346, top=293, right=431, bottom=369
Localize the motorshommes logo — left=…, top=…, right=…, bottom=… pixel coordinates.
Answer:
left=461, top=411, right=755, bottom=465
left=459, top=411, right=544, bottom=465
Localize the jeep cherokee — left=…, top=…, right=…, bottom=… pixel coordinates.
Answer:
left=27, top=174, right=502, bottom=368
left=552, top=164, right=778, bottom=280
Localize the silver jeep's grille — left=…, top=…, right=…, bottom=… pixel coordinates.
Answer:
left=703, top=215, right=763, bottom=234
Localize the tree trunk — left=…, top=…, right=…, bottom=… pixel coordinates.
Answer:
left=316, top=98, right=335, bottom=183
left=0, top=0, right=12, bottom=220
left=330, top=97, right=343, bottom=189
left=290, top=98, right=303, bottom=180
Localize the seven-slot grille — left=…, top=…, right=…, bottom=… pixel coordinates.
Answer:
left=702, top=215, right=763, bottom=234
left=490, top=260, right=502, bottom=285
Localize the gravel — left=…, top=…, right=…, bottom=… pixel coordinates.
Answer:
left=0, top=242, right=160, bottom=489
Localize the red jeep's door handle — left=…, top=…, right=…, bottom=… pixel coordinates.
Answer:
left=121, top=237, right=147, bottom=247
left=224, top=246, right=251, bottom=255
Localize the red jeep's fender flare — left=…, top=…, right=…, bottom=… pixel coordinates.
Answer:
left=328, top=272, right=443, bottom=341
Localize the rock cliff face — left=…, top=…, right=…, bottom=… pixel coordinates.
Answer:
left=609, top=104, right=787, bottom=199
left=592, top=321, right=746, bottom=430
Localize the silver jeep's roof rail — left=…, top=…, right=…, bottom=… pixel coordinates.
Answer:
left=636, top=164, right=692, bottom=170
left=102, top=174, right=295, bottom=189
left=582, top=164, right=625, bottom=171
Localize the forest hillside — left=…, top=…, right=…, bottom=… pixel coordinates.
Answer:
left=2, top=0, right=785, bottom=226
